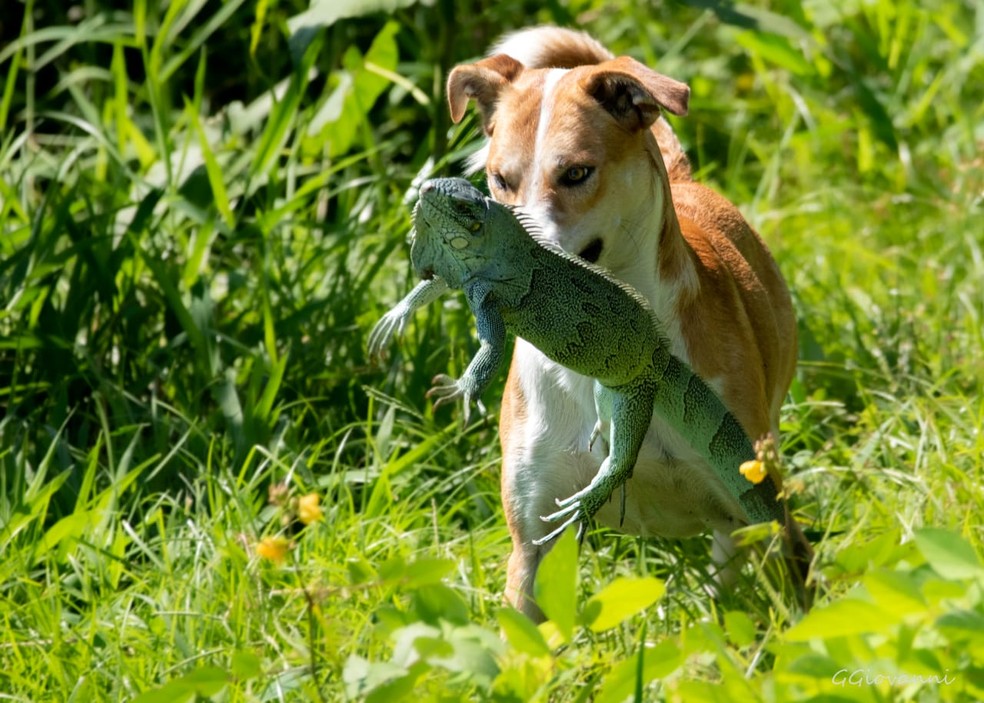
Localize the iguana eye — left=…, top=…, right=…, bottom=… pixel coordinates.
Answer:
left=560, top=166, right=594, bottom=186
left=467, top=221, right=481, bottom=233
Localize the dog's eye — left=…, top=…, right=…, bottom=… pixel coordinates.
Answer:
left=491, top=172, right=510, bottom=192
left=560, top=166, right=594, bottom=186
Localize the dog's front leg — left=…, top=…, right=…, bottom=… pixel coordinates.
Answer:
left=501, top=446, right=602, bottom=622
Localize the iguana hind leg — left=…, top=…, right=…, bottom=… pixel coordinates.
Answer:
left=534, top=378, right=656, bottom=545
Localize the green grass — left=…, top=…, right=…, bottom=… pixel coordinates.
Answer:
left=1, top=0, right=983, bottom=700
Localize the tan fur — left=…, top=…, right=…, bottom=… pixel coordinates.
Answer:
left=448, top=27, right=803, bottom=619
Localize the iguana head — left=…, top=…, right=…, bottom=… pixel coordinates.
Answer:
left=410, top=177, right=495, bottom=288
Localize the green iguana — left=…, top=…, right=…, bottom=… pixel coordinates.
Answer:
left=368, top=177, right=783, bottom=543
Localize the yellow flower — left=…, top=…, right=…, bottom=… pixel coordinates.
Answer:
left=739, top=459, right=768, bottom=485
left=297, top=493, right=323, bottom=525
left=256, top=536, right=290, bottom=563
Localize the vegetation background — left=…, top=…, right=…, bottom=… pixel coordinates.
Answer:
left=1, top=0, right=982, bottom=700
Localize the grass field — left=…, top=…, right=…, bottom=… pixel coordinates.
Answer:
left=1, top=0, right=983, bottom=700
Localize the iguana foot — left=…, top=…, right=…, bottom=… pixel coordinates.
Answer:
left=533, top=480, right=611, bottom=545
left=367, top=308, right=410, bottom=362
left=533, top=453, right=634, bottom=543
left=532, top=508, right=585, bottom=545
left=426, top=374, right=486, bottom=424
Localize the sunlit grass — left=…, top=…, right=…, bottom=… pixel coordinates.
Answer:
left=1, top=0, right=982, bottom=700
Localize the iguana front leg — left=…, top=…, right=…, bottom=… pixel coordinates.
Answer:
left=534, top=377, right=656, bottom=544
left=426, top=280, right=506, bottom=424
left=367, top=278, right=450, bottom=361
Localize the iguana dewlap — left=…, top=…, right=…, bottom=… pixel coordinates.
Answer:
left=369, top=177, right=784, bottom=539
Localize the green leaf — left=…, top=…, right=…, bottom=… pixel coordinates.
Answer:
left=131, top=667, right=229, bottom=703
left=230, top=651, right=262, bottom=680
left=343, top=655, right=409, bottom=699
left=176, top=667, right=228, bottom=694
left=401, top=557, right=456, bottom=587
left=723, top=610, right=758, bottom=647
left=582, top=576, right=665, bottom=633
left=186, top=98, right=234, bottom=229
left=595, top=640, right=682, bottom=703
left=38, top=511, right=94, bottom=556
left=411, top=583, right=470, bottom=625
left=784, top=598, right=900, bottom=641
left=427, top=624, right=502, bottom=684
left=306, top=22, right=400, bottom=157
left=936, top=609, right=984, bottom=641
left=288, top=0, right=425, bottom=38
left=131, top=683, right=194, bottom=703
left=533, top=530, right=578, bottom=641
left=914, top=528, right=983, bottom=580
left=497, top=607, right=551, bottom=657
left=862, top=569, right=927, bottom=616
left=735, top=31, right=814, bottom=75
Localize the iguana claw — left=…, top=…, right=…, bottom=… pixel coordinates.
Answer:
left=534, top=454, right=630, bottom=543
left=588, top=421, right=603, bottom=451
left=532, top=509, right=584, bottom=545
left=533, top=488, right=599, bottom=545
left=426, top=374, right=486, bottom=424
left=367, top=307, right=410, bottom=362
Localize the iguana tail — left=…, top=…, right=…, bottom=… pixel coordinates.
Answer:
left=652, top=347, right=783, bottom=524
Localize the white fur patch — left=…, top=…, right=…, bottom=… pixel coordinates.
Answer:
left=464, top=141, right=489, bottom=175
left=531, top=69, right=565, bottom=186
left=491, top=26, right=613, bottom=68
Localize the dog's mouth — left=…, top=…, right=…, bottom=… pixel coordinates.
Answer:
left=578, top=238, right=603, bottom=264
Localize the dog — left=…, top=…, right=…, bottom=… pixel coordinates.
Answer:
left=446, top=26, right=808, bottom=620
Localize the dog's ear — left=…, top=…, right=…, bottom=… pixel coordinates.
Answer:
left=447, top=54, right=524, bottom=132
left=582, top=57, right=689, bottom=131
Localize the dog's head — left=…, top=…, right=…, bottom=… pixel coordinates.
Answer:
left=447, top=53, right=689, bottom=276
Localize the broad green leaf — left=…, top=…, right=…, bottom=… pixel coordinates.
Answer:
left=914, top=528, right=983, bottom=580
left=784, top=598, right=900, bottom=641
left=132, top=667, right=229, bottom=703
left=582, top=576, right=665, bottom=633
left=778, top=652, right=846, bottom=683
left=288, top=0, right=426, bottom=45
left=343, top=655, right=409, bottom=699
left=411, top=583, right=470, bottom=625
left=389, top=622, right=441, bottom=668
left=936, top=609, right=984, bottom=641
left=427, top=625, right=503, bottom=684
left=735, top=31, right=814, bottom=75
left=231, top=651, right=262, bottom=680
left=347, top=556, right=377, bottom=584
left=307, top=22, right=400, bottom=157
left=692, top=1, right=811, bottom=40
left=401, top=557, right=456, bottom=587
left=38, top=511, right=94, bottom=555
left=723, top=610, right=758, bottom=647
left=862, top=569, right=926, bottom=616
left=173, top=667, right=228, bottom=695
left=595, top=640, right=682, bottom=703
left=131, top=683, right=194, bottom=703
left=497, top=607, right=551, bottom=657
left=533, top=530, right=578, bottom=641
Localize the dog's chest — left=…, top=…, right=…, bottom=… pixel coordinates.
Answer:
left=511, top=338, right=741, bottom=536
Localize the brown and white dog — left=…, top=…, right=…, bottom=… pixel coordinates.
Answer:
left=446, top=27, right=806, bottom=619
